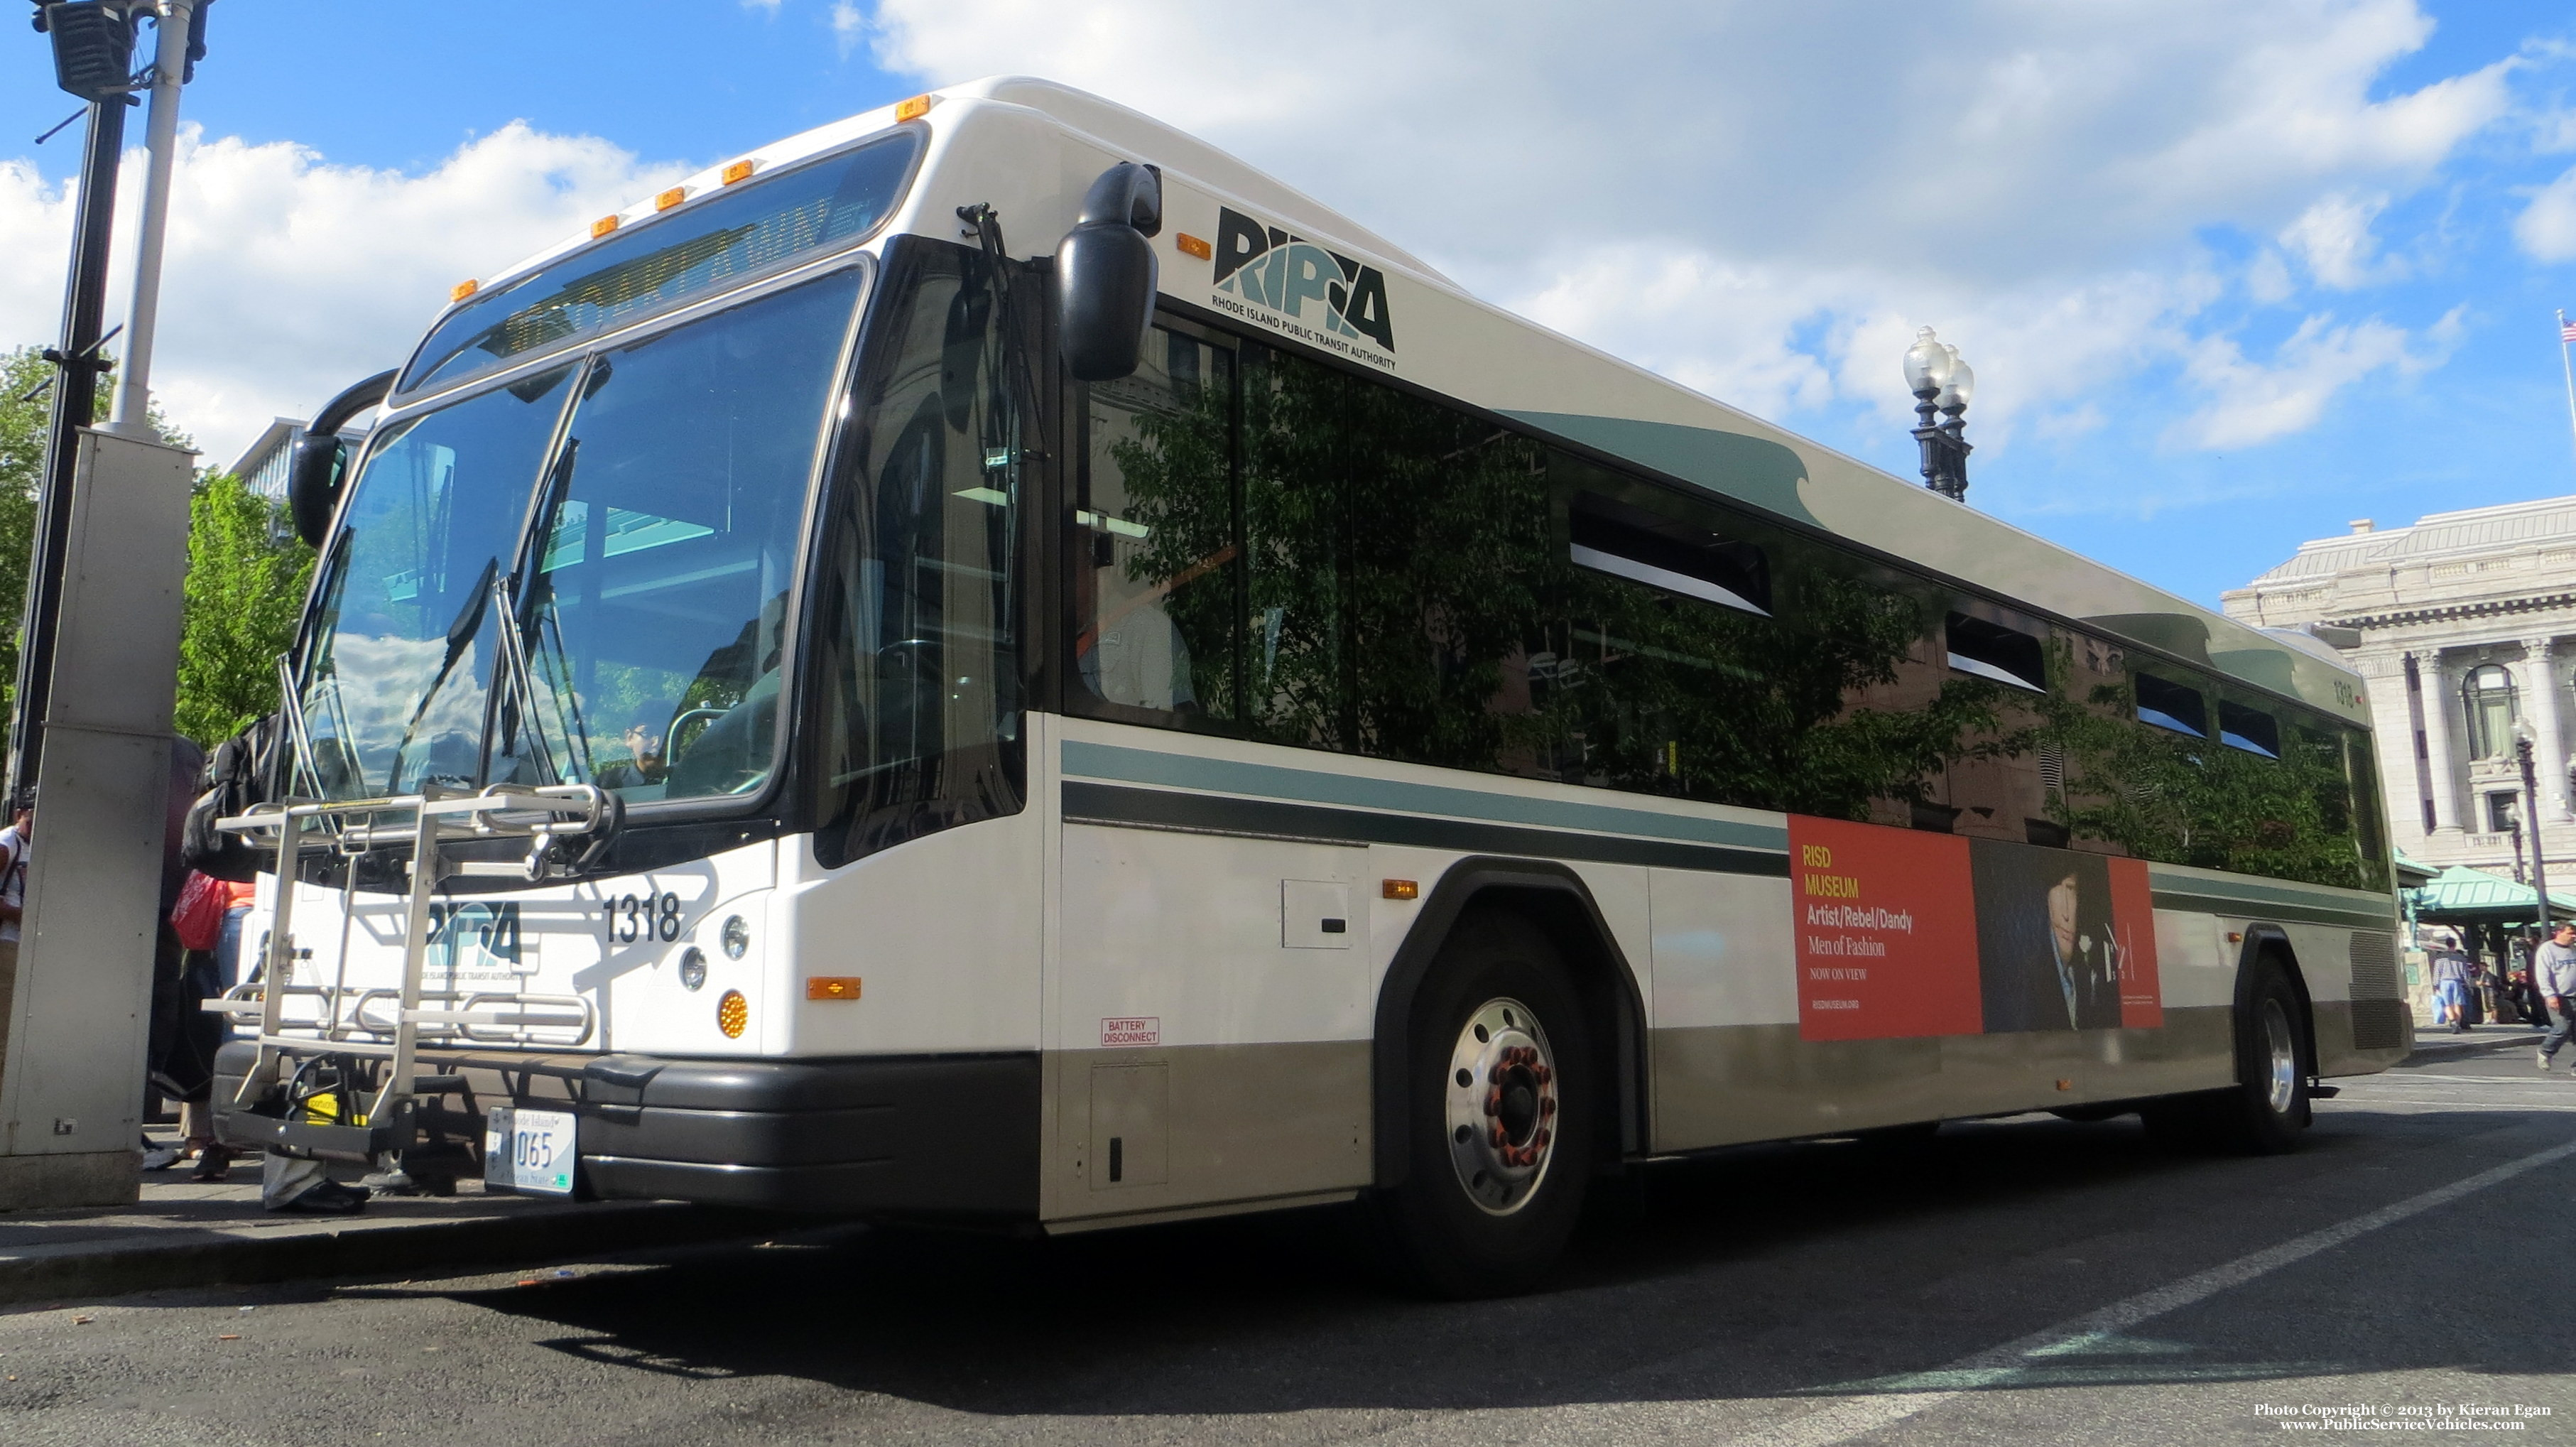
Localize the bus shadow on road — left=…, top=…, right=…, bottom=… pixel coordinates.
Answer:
left=419, top=1110, right=2575, bottom=1418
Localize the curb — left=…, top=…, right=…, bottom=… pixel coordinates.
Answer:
left=2403, top=1031, right=2548, bottom=1059
left=0, top=1201, right=768, bottom=1308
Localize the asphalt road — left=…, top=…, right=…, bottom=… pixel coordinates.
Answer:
left=6, top=1033, right=2575, bottom=1446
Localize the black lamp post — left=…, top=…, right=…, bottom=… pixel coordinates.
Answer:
left=2516, top=720, right=2555, bottom=945
left=1903, top=326, right=1974, bottom=502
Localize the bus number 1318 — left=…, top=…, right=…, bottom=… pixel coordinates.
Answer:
left=601, top=892, right=683, bottom=945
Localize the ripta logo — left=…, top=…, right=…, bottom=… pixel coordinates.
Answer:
left=1211, top=207, right=1395, bottom=352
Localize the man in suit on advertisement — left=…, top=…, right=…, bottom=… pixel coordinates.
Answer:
left=1975, top=839, right=2122, bottom=1032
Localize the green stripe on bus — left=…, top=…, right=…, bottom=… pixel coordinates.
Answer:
left=1060, top=740, right=1791, bottom=854
left=2143, top=867, right=2396, bottom=914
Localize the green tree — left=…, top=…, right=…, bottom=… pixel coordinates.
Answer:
left=176, top=473, right=313, bottom=744
left=0, top=348, right=50, bottom=724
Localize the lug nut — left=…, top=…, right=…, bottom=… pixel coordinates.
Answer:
left=1540, top=1097, right=1557, bottom=1117
left=1534, top=1065, right=1552, bottom=1085
left=1489, top=1122, right=1508, bottom=1149
left=1484, top=1087, right=1501, bottom=1116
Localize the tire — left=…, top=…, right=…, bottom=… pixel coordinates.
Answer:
left=2141, top=955, right=2310, bottom=1155
left=1377, top=909, right=1594, bottom=1298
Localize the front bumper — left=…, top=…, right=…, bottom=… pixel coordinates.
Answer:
left=212, top=1041, right=1041, bottom=1220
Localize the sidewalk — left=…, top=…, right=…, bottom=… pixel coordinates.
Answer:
left=0, top=1140, right=761, bottom=1308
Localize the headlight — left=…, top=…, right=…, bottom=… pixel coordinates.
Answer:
left=676, top=946, right=707, bottom=992
left=721, top=914, right=750, bottom=960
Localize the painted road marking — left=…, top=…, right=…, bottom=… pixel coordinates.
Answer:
left=1741, top=1134, right=2576, bottom=1447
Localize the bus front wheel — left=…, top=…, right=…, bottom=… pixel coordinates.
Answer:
left=1379, top=909, right=1594, bottom=1298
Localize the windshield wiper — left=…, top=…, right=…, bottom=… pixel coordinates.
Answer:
left=383, top=558, right=498, bottom=788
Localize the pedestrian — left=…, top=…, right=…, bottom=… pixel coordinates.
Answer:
left=2535, top=921, right=2576, bottom=1073
left=0, top=792, right=28, bottom=1090
left=2432, top=933, right=2475, bottom=1033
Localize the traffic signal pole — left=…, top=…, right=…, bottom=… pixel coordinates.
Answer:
left=7, top=86, right=127, bottom=803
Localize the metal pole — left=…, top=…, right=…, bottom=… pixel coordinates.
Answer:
left=2559, top=311, right=2576, bottom=487
left=8, top=93, right=128, bottom=801
left=2525, top=738, right=2553, bottom=934
left=104, top=0, right=195, bottom=439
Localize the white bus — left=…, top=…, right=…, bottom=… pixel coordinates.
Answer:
left=214, top=77, right=2407, bottom=1295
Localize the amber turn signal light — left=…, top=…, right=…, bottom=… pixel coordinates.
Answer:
left=655, top=186, right=687, bottom=212
left=721, top=158, right=756, bottom=185
left=895, top=94, right=935, bottom=122
left=590, top=215, right=620, bottom=239
left=806, top=976, right=862, bottom=1002
left=450, top=278, right=479, bottom=303
left=1176, top=233, right=1212, bottom=260
left=1382, top=879, right=1419, bottom=900
left=717, top=990, right=749, bottom=1039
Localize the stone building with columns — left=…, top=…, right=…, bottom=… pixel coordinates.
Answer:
left=2222, top=495, right=2576, bottom=882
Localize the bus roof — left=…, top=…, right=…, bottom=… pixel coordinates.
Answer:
left=455, top=76, right=2366, bottom=727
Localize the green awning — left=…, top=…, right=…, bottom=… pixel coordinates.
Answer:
left=2391, top=849, right=2438, bottom=888
left=2407, top=863, right=2576, bottom=926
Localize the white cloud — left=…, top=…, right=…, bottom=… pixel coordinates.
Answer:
left=0, top=160, right=77, bottom=352
left=2169, top=306, right=2462, bottom=450
left=0, top=124, right=683, bottom=467
left=864, top=0, right=2513, bottom=463
left=830, top=1, right=868, bottom=57
left=2278, top=193, right=2401, bottom=288
left=2518, top=163, right=2576, bottom=263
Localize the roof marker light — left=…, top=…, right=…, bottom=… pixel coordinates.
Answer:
left=721, top=158, right=756, bottom=186
left=591, top=214, right=620, bottom=239
left=450, top=278, right=480, bottom=303
left=895, top=94, right=935, bottom=122
left=1176, top=233, right=1212, bottom=261
left=655, top=186, right=687, bottom=212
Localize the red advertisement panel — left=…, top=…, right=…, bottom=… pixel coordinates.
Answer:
left=2107, top=857, right=2163, bottom=1028
left=1789, top=815, right=1983, bottom=1041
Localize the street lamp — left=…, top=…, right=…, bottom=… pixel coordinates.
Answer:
left=2516, top=717, right=2555, bottom=951
left=1903, top=326, right=1974, bottom=502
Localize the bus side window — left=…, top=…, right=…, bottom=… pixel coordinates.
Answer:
left=1915, top=605, right=2051, bottom=841
left=1236, top=345, right=1549, bottom=758
left=2343, top=724, right=2391, bottom=889
left=1073, top=327, right=1238, bottom=722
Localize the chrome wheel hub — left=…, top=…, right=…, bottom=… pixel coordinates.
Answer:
left=2261, top=998, right=2298, bottom=1115
left=1444, top=997, right=1560, bottom=1216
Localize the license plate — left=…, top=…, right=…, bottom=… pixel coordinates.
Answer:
left=484, top=1106, right=577, bottom=1196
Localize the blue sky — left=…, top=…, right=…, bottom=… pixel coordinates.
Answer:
left=4, top=1, right=2575, bottom=613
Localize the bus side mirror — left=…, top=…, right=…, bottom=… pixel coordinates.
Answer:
left=1056, top=162, right=1162, bottom=383
left=287, top=367, right=398, bottom=549
left=286, top=435, right=345, bottom=548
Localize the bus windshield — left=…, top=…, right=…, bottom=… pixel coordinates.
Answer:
left=297, top=267, right=866, bottom=805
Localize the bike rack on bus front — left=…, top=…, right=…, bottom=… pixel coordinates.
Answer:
left=212, top=782, right=615, bottom=1161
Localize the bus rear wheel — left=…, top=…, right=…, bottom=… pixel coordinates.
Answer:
left=2143, top=956, right=2310, bottom=1155
left=1379, top=910, right=1593, bottom=1298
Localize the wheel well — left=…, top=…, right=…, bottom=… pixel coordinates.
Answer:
left=2237, top=927, right=2318, bottom=1074
left=1370, top=859, right=1648, bottom=1188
